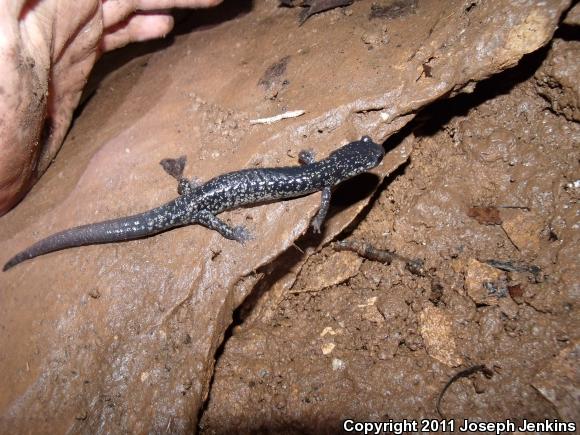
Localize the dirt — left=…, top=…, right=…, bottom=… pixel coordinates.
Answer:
left=0, top=0, right=577, bottom=433
left=200, top=36, right=579, bottom=434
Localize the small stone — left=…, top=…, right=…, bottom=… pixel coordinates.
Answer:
left=296, top=251, right=362, bottom=293
left=332, top=358, right=346, bottom=371
left=320, top=326, right=336, bottom=337
left=321, top=342, right=335, bottom=355
left=508, top=284, right=524, bottom=299
left=377, top=290, right=409, bottom=322
left=362, top=304, right=384, bottom=323
left=419, top=306, right=462, bottom=367
left=465, top=259, right=508, bottom=306
left=498, top=296, right=519, bottom=319
left=501, top=210, right=545, bottom=255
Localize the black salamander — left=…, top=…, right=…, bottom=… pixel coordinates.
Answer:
left=4, top=136, right=384, bottom=270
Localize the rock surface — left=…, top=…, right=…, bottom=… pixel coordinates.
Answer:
left=0, top=0, right=571, bottom=432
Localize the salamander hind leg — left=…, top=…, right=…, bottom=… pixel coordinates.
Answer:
left=194, top=210, right=253, bottom=243
left=231, top=225, right=253, bottom=243
left=311, top=186, right=332, bottom=233
left=160, top=156, right=201, bottom=195
left=177, top=178, right=202, bottom=196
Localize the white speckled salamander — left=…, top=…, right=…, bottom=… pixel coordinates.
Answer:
left=3, top=136, right=384, bottom=270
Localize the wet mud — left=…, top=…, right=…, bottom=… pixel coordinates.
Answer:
left=0, top=0, right=577, bottom=433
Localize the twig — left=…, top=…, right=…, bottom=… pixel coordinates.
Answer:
left=436, top=364, right=493, bottom=419
left=333, top=239, right=395, bottom=264
left=249, top=110, right=305, bottom=125
left=333, top=239, right=426, bottom=275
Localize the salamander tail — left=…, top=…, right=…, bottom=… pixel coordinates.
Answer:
left=3, top=252, right=31, bottom=271
left=2, top=207, right=178, bottom=271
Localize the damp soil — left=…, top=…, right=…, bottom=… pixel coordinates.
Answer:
left=1, top=2, right=577, bottom=433
left=199, top=39, right=579, bottom=433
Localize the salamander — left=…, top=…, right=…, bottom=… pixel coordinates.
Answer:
left=3, top=136, right=384, bottom=270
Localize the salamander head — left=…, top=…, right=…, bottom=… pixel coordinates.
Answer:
left=358, top=135, right=385, bottom=168
left=328, top=136, right=385, bottom=180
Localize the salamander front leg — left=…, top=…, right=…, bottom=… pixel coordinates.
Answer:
left=193, top=210, right=253, bottom=243
left=311, top=186, right=332, bottom=233
left=159, top=156, right=201, bottom=196
left=298, top=150, right=316, bottom=165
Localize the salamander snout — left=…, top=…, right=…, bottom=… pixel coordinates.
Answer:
left=360, top=136, right=385, bottom=168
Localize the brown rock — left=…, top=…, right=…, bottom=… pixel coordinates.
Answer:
left=536, top=39, right=580, bottom=121
left=563, top=3, right=580, bottom=26
left=533, top=341, right=580, bottom=421
left=0, top=0, right=571, bottom=431
left=501, top=210, right=545, bottom=255
left=294, top=251, right=362, bottom=293
left=467, top=206, right=502, bottom=225
left=419, top=306, right=463, bottom=367
left=465, top=258, right=508, bottom=306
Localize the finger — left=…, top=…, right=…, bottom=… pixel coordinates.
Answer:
left=102, top=0, right=223, bottom=29
left=138, top=0, right=223, bottom=9
left=102, top=0, right=139, bottom=29
left=101, top=12, right=174, bottom=51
